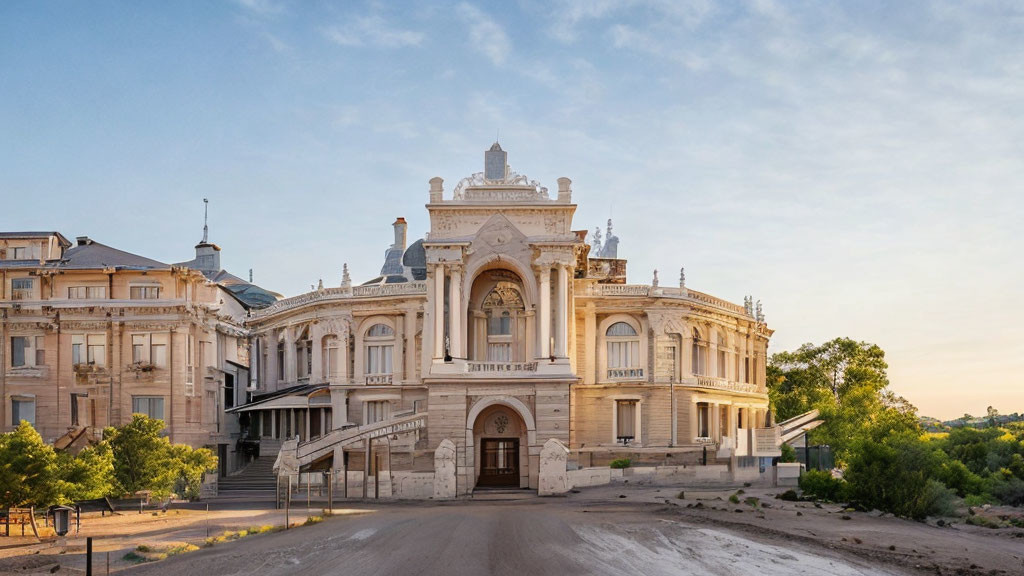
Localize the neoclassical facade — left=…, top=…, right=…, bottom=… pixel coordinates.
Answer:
left=243, top=144, right=779, bottom=495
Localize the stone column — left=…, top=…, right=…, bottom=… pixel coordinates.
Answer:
left=283, top=327, right=296, bottom=384
left=583, top=304, right=596, bottom=385
left=433, top=265, right=445, bottom=359
left=538, top=266, right=551, bottom=358
left=310, top=325, right=323, bottom=383
left=555, top=264, right=568, bottom=358
left=394, top=315, right=405, bottom=384
left=404, top=309, right=416, bottom=382
left=689, top=400, right=698, bottom=441
left=265, top=331, right=278, bottom=389
left=449, top=265, right=463, bottom=359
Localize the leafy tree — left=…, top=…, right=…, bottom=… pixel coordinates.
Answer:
left=768, top=337, right=916, bottom=461
left=171, top=444, right=218, bottom=501
left=57, top=443, right=116, bottom=502
left=104, top=414, right=178, bottom=497
left=0, top=421, right=60, bottom=508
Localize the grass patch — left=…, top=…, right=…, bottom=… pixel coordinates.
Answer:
left=728, top=493, right=740, bottom=504
left=966, top=515, right=1003, bottom=529
left=744, top=496, right=760, bottom=508
left=304, top=515, right=323, bottom=526
left=204, top=525, right=282, bottom=548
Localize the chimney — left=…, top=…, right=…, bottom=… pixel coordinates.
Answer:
left=393, top=217, right=407, bottom=250
left=76, top=236, right=92, bottom=246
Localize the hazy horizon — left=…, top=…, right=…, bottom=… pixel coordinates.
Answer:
left=2, top=1, right=1021, bottom=419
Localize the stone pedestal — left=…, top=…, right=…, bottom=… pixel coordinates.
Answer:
left=538, top=438, right=570, bottom=496
left=433, top=438, right=457, bottom=499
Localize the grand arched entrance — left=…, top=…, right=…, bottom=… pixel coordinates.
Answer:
left=466, top=397, right=535, bottom=490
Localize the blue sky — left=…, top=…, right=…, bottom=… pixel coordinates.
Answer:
left=2, top=0, right=1022, bottom=419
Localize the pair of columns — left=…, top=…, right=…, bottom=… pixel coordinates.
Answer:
left=537, top=264, right=570, bottom=359
left=431, top=262, right=570, bottom=360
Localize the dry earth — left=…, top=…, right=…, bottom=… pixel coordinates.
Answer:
left=0, top=485, right=1021, bottom=575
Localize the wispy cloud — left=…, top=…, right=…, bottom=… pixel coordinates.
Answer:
left=456, top=3, right=510, bottom=66
left=323, top=14, right=424, bottom=48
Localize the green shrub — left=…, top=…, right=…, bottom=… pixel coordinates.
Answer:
left=990, top=477, right=1024, bottom=506
left=728, top=493, right=740, bottom=504
left=609, top=458, right=631, bottom=469
left=963, top=493, right=995, bottom=507
left=799, top=469, right=847, bottom=502
left=965, top=514, right=1002, bottom=529
left=777, top=489, right=799, bottom=501
left=743, top=496, right=760, bottom=508
left=780, top=444, right=797, bottom=463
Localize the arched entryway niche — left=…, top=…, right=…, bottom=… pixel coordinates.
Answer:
left=467, top=269, right=533, bottom=362
left=466, top=397, right=536, bottom=490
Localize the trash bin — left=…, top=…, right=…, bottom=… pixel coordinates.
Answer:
left=49, top=505, right=75, bottom=537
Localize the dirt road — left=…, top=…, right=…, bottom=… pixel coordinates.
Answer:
left=128, top=498, right=909, bottom=576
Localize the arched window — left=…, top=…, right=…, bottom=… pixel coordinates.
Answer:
left=606, top=321, right=641, bottom=378
left=691, top=328, right=707, bottom=376
left=364, top=323, right=394, bottom=380
left=717, top=333, right=727, bottom=379
left=482, top=283, right=523, bottom=362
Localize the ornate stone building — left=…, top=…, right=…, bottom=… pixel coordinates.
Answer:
left=244, top=144, right=779, bottom=496
left=0, top=227, right=277, bottom=474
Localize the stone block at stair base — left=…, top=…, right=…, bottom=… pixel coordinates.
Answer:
left=433, top=438, right=457, bottom=499
left=538, top=438, right=570, bottom=496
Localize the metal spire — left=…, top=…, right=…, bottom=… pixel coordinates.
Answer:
left=202, top=198, right=209, bottom=244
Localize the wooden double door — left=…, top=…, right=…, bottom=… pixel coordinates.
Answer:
left=478, top=438, right=520, bottom=487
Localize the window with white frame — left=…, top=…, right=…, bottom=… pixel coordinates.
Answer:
left=68, top=286, right=107, bottom=299
left=691, top=328, right=707, bottom=376
left=129, top=285, right=160, bottom=299
left=615, top=399, right=638, bottom=442
left=323, top=335, right=340, bottom=381
left=277, top=338, right=285, bottom=381
left=132, top=396, right=165, bottom=421
left=11, top=277, right=33, bottom=300
left=12, top=396, right=35, bottom=426
left=365, top=400, right=388, bottom=424
left=606, top=321, right=641, bottom=378
left=717, top=333, right=727, bottom=378
left=365, top=324, right=394, bottom=376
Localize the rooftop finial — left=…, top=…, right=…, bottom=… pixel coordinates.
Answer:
left=341, top=263, right=351, bottom=288
left=679, top=267, right=685, bottom=289
left=202, top=198, right=209, bottom=244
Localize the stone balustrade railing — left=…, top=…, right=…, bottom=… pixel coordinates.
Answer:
left=467, top=361, right=538, bottom=375
left=587, top=284, right=751, bottom=318
left=365, top=374, right=393, bottom=385
left=687, top=375, right=760, bottom=394
left=252, top=281, right=427, bottom=318
left=607, top=367, right=645, bottom=380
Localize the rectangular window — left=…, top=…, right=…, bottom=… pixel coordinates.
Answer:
left=12, top=397, right=35, bottom=426
left=87, top=334, right=106, bottom=366
left=132, top=334, right=147, bottom=364
left=12, top=247, right=26, bottom=259
left=72, top=335, right=84, bottom=365
left=743, top=358, right=750, bottom=383
left=68, top=286, right=107, bottom=299
left=366, top=400, right=388, bottom=424
left=717, top=349, right=727, bottom=378
left=692, top=343, right=706, bottom=375
left=150, top=333, right=168, bottom=368
left=366, top=345, right=393, bottom=375
left=224, top=374, right=235, bottom=410
left=607, top=341, right=640, bottom=369
left=616, top=400, right=637, bottom=441
left=132, top=396, right=165, bottom=421
left=11, top=278, right=33, bottom=300
left=129, top=285, right=160, bottom=299
left=34, top=336, right=44, bottom=366
left=697, top=403, right=710, bottom=438
left=11, top=337, right=27, bottom=367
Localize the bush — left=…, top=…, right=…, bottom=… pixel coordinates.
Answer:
left=609, top=458, right=631, bottom=469
left=963, top=493, right=995, bottom=507
left=990, top=477, right=1024, bottom=506
left=728, top=493, right=740, bottom=504
left=965, top=515, right=1002, bottom=529
left=780, top=444, right=797, bottom=463
left=777, top=489, right=799, bottom=501
left=913, top=479, right=958, bottom=518
left=799, top=469, right=847, bottom=502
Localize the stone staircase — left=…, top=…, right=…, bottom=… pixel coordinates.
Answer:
left=218, top=438, right=282, bottom=492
